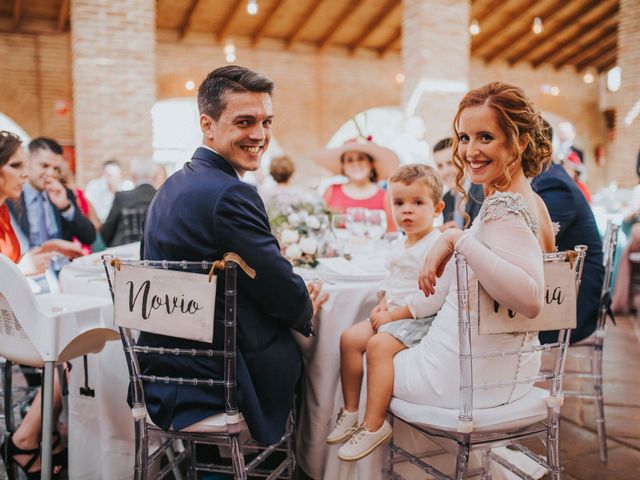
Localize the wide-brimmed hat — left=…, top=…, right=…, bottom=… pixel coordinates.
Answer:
left=564, top=151, right=585, bottom=175
left=312, top=136, right=400, bottom=180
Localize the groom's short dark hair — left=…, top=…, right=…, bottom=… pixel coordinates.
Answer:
left=198, top=65, right=274, bottom=121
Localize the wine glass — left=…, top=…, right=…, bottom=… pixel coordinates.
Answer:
left=346, top=207, right=367, bottom=239
left=366, top=210, right=387, bottom=240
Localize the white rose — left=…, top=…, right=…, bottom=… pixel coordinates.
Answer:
left=285, top=243, right=303, bottom=260
left=299, top=237, right=318, bottom=255
left=280, top=228, right=300, bottom=245
left=287, top=213, right=301, bottom=226
left=306, top=216, right=321, bottom=230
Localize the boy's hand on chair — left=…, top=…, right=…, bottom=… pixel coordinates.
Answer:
left=370, top=311, right=393, bottom=332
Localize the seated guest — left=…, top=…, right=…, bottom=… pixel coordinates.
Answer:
left=260, top=155, right=309, bottom=208
left=313, top=137, right=398, bottom=231
left=85, top=159, right=131, bottom=223
left=0, top=130, right=69, bottom=478
left=101, top=159, right=157, bottom=246
left=139, top=65, right=327, bottom=445
left=533, top=123, right=604, bottom=344
left=8, top=137, right=96, bottom=250
left=433, top=137, right=483, bottom=230
left=562, top=150, right=592, bottom=203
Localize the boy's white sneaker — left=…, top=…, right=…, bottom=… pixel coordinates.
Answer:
left=337, top=420, right=392, bottom=461
left=326, top=409, right=359, bottom=445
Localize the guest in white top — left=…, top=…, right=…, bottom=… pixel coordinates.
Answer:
left=326, top=164, right=445, bottom=454
left=337, top=82, right=557, bottom=463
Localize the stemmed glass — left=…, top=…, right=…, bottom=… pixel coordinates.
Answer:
left=366, top=210, right=387, bottom=241
left=330, top=214, right=350, bottom=256
left=346, top=208, right=368, bottom=240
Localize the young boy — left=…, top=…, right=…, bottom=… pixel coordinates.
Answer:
left=327, top=164, right=446, bottom=461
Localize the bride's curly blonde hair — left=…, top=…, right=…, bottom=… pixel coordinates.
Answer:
left=450, top=82, right=552, bottom=226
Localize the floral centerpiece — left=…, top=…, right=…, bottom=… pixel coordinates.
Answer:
left=266, top=190, right=331, bottom=268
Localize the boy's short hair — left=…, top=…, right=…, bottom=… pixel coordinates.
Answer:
left=389, top=164, right=443, bottom=205
left=432, top=138, right=452, bottom=153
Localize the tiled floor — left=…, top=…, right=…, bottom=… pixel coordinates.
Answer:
left=2, top=316, right=639, bottom=479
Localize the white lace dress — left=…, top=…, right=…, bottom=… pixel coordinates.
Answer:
left=393, top=192, right=544, bottom=408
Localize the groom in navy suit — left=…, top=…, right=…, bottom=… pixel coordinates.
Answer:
left=140, top=66, right=326, bottom=444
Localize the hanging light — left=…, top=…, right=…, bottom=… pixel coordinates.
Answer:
left=395, top=73, right=405, bottom=84
left=469, top=19, right=480, bottom=36
left=582, top=72, right=595, bottom=84
left=224, top=39, right=236, bottom=63
left=185, top=80, right=195, bottom=91
left=550, top=86, right=560, bottom=96
left=532, top=17, right=543, bottom=35
left=247, top=0, right=258, bottom=15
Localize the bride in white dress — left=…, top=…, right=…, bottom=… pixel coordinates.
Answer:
left=337, top=81, right=557, bottom=466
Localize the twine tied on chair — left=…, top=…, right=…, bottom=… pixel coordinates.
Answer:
left=207, top=252, right=256, bottom=282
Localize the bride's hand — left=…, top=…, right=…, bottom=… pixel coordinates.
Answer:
left=418, top=229, right=464, bottom=296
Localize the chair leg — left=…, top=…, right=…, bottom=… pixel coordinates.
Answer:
left=164, top=442, right=184, bottom=480
left=2, top=360, right=19, bottom=480
left=134, top=419, right=149, bottom=480
left=286, top=412, right=296, bottom=480
left=454, top=442, right=470, bottom=480
left=480, top=449, right=492, bottom=480
left=228, top=433, right=247, bottom=480
left=594, top=346, right=608, bottom=464
left=40, top=361, right=55, bottom=480
left=383, top=416, right=394, bottom=478
left=547, top=411, right=562, bottom=480
left=186, top=441, right=197, bottom=480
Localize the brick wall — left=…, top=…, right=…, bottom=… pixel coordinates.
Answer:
left=613, top=0, right=640, bottom=187
left=0, top=18, right=629, bottom=191
left=0, top=32, right=74, bottom=144
left=70, top=0, right=156, bottom=185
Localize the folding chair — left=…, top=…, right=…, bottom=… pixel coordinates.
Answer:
left=386, top=246, right=587, bottom=480
left=102, top=254, right=296, bottom=480
left=562, top=220, right=620, bottom=463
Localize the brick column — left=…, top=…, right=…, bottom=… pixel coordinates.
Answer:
left=70, top=0, right=156, bottom=185
left=402, top=0, right=470, bottom=148
left=613, top=0, right=640, bottom=186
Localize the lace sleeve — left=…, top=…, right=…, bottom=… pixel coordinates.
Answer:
left=478, top=191, right=538, bottom=236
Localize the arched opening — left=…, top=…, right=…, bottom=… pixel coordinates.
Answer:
left=0, top=113, right=30, bottom=143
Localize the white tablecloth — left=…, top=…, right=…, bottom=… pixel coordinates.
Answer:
left=58, top=245, right=434, bottom=480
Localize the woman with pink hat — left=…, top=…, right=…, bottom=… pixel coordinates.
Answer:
left=313, top=136, right=399, bottom=231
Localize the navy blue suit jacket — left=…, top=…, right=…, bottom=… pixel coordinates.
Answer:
left=532, top=163, right=604, bottom=344
left=8, top=188, right=96, bottom=246
left=139, top=147, right=313, bottom=444
left=442, top=183, right=484, bottom=227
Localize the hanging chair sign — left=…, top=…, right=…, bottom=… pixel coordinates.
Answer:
left=114, top=264, right=216, bottom=342
left=477, top=259, right=578, bottom=334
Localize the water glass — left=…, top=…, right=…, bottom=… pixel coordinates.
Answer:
left=366, top=209, right=387, bottom=240
left=346, top=207, right=368, bottom=239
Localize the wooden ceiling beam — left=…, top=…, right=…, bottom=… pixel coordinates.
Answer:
left=178, top=0, right=201, bottom=40
left=57, top=0, right=70, bottom=32
left=574, top=37, right=617, bottom=71
left=217, top=0, right=244, bottom=42
left=317, top=0, right=367, bottom=50
left=472, top=0, right=543, bottom=54
left=348, top=0, right=400, bottom=53
left=553, top=25, right=617, bottom=69
left=597, top=56, right=617, bottom=73
left=286, top=0, right=325, bottom=48
left=378, top=26, right=401, bottom=57
left=252, top=0, right=287, bottom=45
left=473, top=0, right=511, bottom=24
left=579, top=46, right=617, bottom=72
left=531, top=5, right=618, bottom=67
left=494, top=0, right=603, bottom=64
left=13, top=0, right=22, bottom=30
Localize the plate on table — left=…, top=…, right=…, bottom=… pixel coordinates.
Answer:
left=315, top=257, right=385, bottom=283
